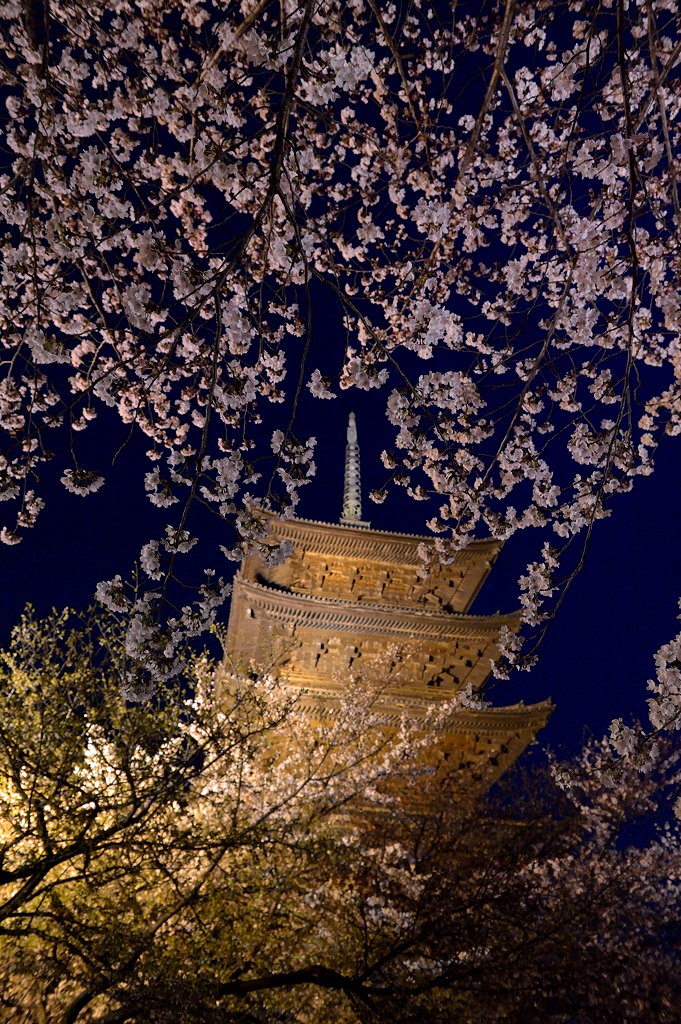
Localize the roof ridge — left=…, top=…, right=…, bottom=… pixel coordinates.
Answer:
left=272, top=514, right=500, bottom=547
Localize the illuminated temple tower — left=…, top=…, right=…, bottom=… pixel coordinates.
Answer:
left=227, top=414, right=552, bottom=784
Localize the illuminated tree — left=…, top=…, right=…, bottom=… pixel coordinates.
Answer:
left=1, top=608, right=680, bottom=1024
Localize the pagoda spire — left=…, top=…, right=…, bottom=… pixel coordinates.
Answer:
left=340, top=411, right=371, bottom=528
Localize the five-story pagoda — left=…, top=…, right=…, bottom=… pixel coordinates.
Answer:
left=227, top=413, right=552, bottom=784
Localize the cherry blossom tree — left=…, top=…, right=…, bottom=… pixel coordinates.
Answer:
left=1, top=0, right=681, bottom=714
left=2, top=607, right=681, bottom=1024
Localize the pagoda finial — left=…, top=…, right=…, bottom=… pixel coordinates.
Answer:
left=340, top=411, right=370, bottom=528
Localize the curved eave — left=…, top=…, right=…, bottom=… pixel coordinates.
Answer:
left=231, top=573, right=521, bottom=640
left=445, top=698, right=554, bottom=735
left=277, top=681, right=554, bottom=735
left=262, top=514, right=502, bottom=567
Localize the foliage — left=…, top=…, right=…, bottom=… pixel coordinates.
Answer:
left=1, top=608, right=681, bottom=1023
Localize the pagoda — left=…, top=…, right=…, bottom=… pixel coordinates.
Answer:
left=226, top=413, right=552, bottom=784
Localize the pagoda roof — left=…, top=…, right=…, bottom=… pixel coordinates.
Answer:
left=265, top=515, right=502, bottom=568
left=287, top=685, right=554, bottom=735
left=231, top=573, right=520, bottom=641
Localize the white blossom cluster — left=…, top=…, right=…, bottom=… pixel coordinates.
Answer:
left=648, top=613, right=681, bottom=733
left=0, top=0, right=680, bottom=678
